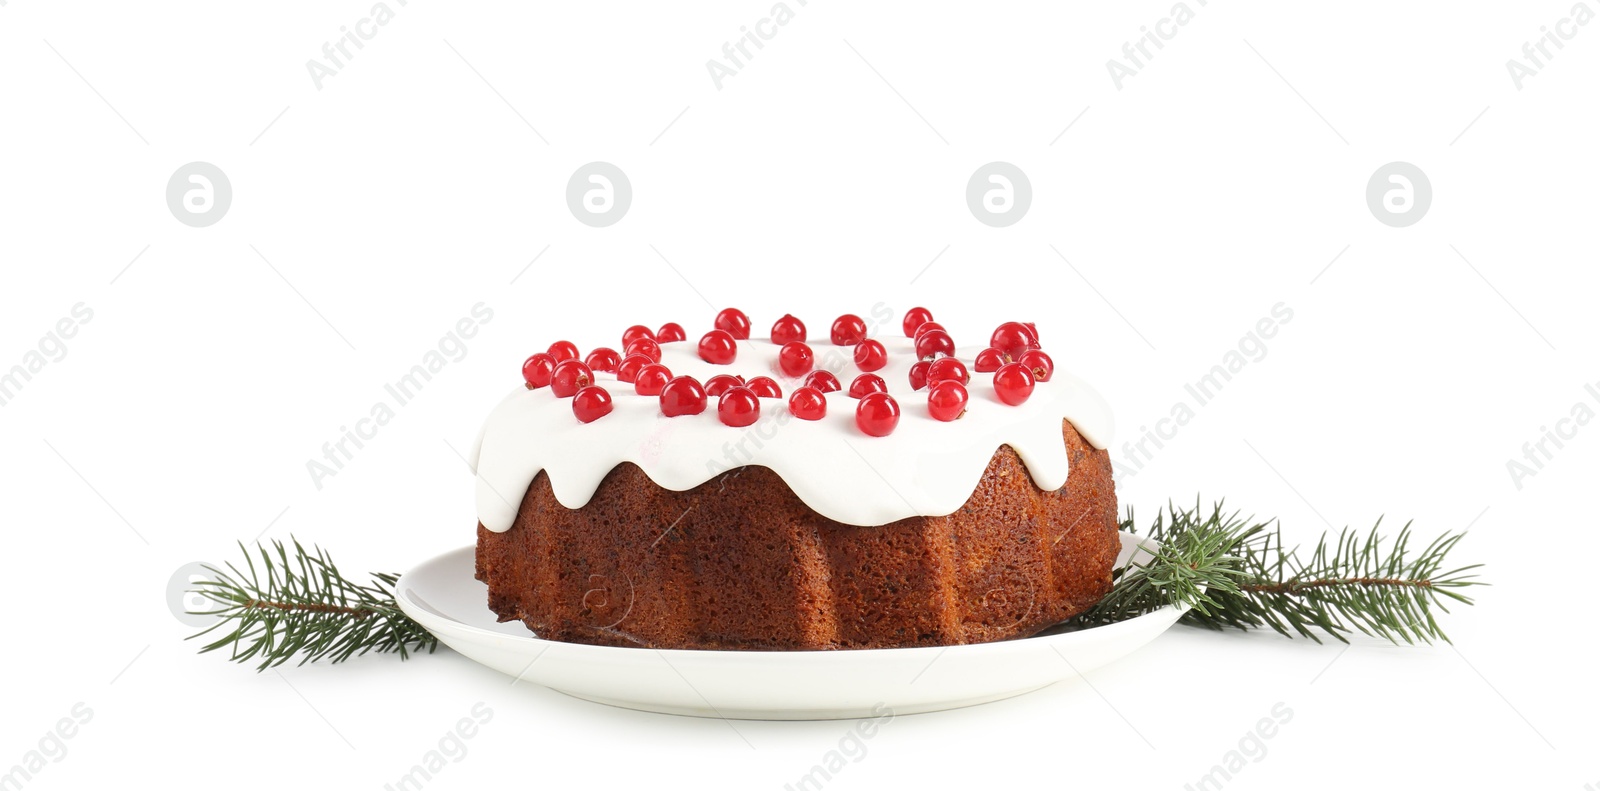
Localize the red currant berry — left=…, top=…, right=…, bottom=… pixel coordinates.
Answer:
left=522, top=353, right=556, bottom=389
left=717, top=386, right=762, bottom=427
left=624, top=337, right=662, bottom=363
left=830, top=314, right=867, bottom=346
left=990, top=322, right=1038, bottom=360
left=548, top=340, right=580, bottom=362
left=1016, top=349, right=1054, bottom=382
left=656, top=323, right=687, bottom=343
left=745, top=376, right=783, bottom=398
left=908, top=360, right=932, bottom=391
left=634, top=363, right=673, bottom=396
left=973, top=347, right=1007, bottom=373
left=848, top=373, right=887, bottom=399
left=616, top=353, right=652, bottom=383
left=788, top=386, right=827, bottom=421
left=855, top=392, right=900, bottom=437
left=927, top=357, right=970, bottom=386
left=901, top=307, right=934, bottom=338
left=993, top=362, right=1036, bottom=406
left=770, top=314, right=807, bottom=345
left=621, top=325, right=655, bottom=348
left=714, top=308, right=751, bottom=340
left=927, top=380, right=968, bottom=422
left=778, top=341, right=814, bottom=377
left=659, top=376, right=707, bottom=416
left=1022, top=322, right=1039, bottom=345
left=803, top=370, right=841, bottom=393
left=698, top=329, right=738, bottom=364
left=704, top=374, right=743, bottom=398
left=584, top=347, right=621, bottom=374
left=913, top=321, right=947, bottom=341
left=572, top=385, right=613, bottom=423
left=915, top=329, right=955, bottom=360
left=550, top=359, right=593, bottom=398
left=853, top=339, right=888, bottom=372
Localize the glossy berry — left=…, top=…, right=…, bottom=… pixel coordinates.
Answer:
left=853, top=339, right=887, bottom=372
left=770, top=314, right=807, bottom=345
left=1016, top=349, right=1054, bottom=382
left=913, top=321, right=947, bottom=342
left=848, top=373, right=887, bottom=399
left=990, top=322, right=1039, bottom=360
left=616, top=353, right=652, bottom=383
left=927, top=380, right=969, bottom=422
left=993, top=362, right=1036, bottom=406
left=624, top=337, right=662, bottom=363
left=788, top=386, right=827, bottom=420
left=548, top=340, right=580, bottom=362
left=659, top=376, right=707, bottom=416
left=1022, top=322, right=1039, bottom=346
left=572, top=386, right=613, bottom=423
left=855, top=392, right=900, bottom=437
left=901, top=307, right=934, bottom=338
left=584, top=347, right=621, bottom=374
left=927, top=357, right=970, bottom=386
left=656, top=323, right=687, bottom=343
left=522, top=353, right=556, bottom=389
left=745, top=376, right=783, bottom=398
left=634, top=363, right=673, bottom=396
left=704, top=374, right=743, bottom=398
left=830, top=314, right=867, bottom=346
left=973, top=347, right=1007, bottom=373
left=915, top=329, right=955, bottom=360
left=714, top=308, right=752, bottom=340
left=908, top=360, right=932, bottom=391
left=717, top=386, right=762, bottom=427
left=621, top=325, right=655, bottom=348
left=550, top=360, right=593, bottom=398
left=698, top=329, right=738, bottom=364
left=803, top=370, right=841, bottom=393
left=778, top=341, right=815, bottom=377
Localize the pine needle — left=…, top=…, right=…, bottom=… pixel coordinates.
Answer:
left=184, top=536, right=437, bottom=671
left=1071, top=499, right=1485, bottom=644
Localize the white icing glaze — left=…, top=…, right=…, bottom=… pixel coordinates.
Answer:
left=469, top=330, right=1114, bottom=531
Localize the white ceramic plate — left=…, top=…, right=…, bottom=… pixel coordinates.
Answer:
left=396, top=533, right=1186, bottom=720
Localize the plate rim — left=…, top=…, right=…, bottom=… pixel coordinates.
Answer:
left=395, top=532, right=1189, bottom=661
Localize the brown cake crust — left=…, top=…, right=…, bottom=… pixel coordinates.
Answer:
left=474, top=419, right=1118, bottom=650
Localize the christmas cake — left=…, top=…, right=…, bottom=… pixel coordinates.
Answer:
left=470, top=306, right=1119, bottom=650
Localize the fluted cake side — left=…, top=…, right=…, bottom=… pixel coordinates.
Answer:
left=474, top=419, right=1118, bottom=650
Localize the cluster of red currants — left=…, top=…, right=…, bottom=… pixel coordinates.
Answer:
left=519, top=308, right=1053, bottom=437
left=518, top=322, right=685, bottom=425
left=692, top=308, right=899, bottom=435
left=899, top=307, right=1054, bottom=427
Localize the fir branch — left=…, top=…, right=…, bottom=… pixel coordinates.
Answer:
left=1072, top=500, right=1485, bottom=644
left=1069, top=503, right=1256, bottom=628
left=185, top=537, right=437, bottom=671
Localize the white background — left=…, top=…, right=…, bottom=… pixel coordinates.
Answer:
left=2, top=1, right=1596, bottom=789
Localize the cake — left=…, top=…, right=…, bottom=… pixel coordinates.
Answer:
left=470, top=306, right=1119, bottom=650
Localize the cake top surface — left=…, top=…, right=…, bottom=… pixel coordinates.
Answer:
left=469, top=307, right=1114, bottom=530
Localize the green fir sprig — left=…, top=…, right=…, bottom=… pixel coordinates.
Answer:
left=187, top=502, right=1484, bottom=668
left=185, top=537, right=436, bottom=671
left=1073, top=500, right=1485, bottom=644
